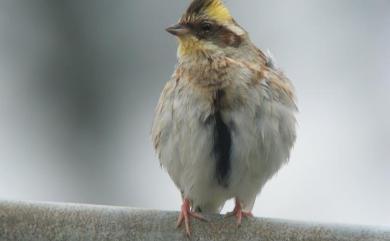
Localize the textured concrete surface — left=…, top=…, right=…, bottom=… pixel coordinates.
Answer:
left=0, top=200, right=389, bottom=241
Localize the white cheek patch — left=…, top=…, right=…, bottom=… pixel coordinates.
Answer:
left=202, top=40, right=222, bottom=52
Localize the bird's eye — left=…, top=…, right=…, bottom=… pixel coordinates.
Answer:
left=200, top=22, right=212, bottom=32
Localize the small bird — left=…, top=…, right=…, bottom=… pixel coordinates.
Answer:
left=152, top=0, right=297, bottom=236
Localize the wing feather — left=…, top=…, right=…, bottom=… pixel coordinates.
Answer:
left=151, top=78, right=177, bottom=164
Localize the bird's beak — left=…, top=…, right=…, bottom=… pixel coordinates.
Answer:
left=166, top=24, right=189, bottom=37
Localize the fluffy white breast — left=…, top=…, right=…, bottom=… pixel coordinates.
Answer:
left=152, top=78, right=230, bottom=212
left=152, top=54, right=296, bottom=213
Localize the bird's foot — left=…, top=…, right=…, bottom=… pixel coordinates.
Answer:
left=225, top=199, right=253, bottom=226
left=176, top=198, right=208, bottom=236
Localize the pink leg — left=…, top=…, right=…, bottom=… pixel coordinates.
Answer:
left=176, top=198, right=208, bottom=236
left=225, top=199, right=253, bottom=226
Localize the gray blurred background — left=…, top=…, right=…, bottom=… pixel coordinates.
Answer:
left=0, top=0, right=389, bottom=226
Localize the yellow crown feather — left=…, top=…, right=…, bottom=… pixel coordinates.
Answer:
left=185, top=0, right=232, bottom=23
left=204, top=0, right=232, bottom=22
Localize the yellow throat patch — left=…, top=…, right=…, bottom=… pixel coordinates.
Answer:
left=178, top=36, right=204, bottom=56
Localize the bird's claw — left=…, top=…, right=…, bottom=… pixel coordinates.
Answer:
left=176, top=199, right=208, bottom=236
left=225, top=199, right=253, bottom=226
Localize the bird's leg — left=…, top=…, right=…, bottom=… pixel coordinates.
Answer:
left=176, top=198, right=208, bottom=236
left=225, top=198, right=253, bottom=226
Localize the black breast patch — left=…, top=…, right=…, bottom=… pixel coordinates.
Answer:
left=211, top=90, right=232, bottom=187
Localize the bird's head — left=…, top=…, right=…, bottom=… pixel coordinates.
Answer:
left=166, top=0, right=248, bottom=58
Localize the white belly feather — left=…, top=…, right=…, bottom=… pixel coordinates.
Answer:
left=152, top=67, right=296, bottom=213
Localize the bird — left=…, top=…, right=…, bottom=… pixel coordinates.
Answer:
left=152, top=0, right=297, bottom=236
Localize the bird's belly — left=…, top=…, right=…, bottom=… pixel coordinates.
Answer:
left=159, top=84, right=295, bottom=211
left=222, top=97, right=296, bottom=207
left=159, top=98, right=231, bottom=210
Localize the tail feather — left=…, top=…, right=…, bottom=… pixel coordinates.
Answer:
left=265, top=49, right=278, bottom=69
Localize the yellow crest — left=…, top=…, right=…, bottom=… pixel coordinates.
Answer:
left=204, top=0, right=231, bottom=22
left=185, top=0, right=232, bottom=23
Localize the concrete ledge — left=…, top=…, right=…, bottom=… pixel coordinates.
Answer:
left=0, top=200, right=389, bottom=241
